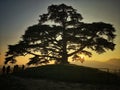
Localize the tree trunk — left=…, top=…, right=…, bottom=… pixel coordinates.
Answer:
left=61, top=51, right=69, bottom=64
left=61, top=21, right=69, bottom=64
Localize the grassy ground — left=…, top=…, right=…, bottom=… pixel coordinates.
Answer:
left=1, top=75, right=120, bottom=90
left=0, top=75, right=27, bottom=90
left=15, top=64, right=120, bottom=84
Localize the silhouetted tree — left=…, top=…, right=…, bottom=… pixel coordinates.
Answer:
left=5, top=4, right=116, bottom=65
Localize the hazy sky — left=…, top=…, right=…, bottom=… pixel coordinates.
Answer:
left=0, top=0, right=120, bottom=65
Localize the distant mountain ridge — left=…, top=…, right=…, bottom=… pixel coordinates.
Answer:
left=72, top=58, right=120, bottom=70
left=106, top=58, right=120, bottom=67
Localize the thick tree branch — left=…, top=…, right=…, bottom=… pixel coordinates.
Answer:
left=68, top=33, right=97, bottom=57
left=25, top=50, right=59, bottom=60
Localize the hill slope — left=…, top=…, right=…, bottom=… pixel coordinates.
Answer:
left=16, top=64, right=120, bottom=84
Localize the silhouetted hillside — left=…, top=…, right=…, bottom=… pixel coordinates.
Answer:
left=14, top=64, right=120, bottom=85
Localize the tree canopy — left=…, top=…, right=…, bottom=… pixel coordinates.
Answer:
left=5, top=4, right=116, bottom=65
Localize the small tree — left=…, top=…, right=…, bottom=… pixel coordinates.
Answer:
left=5, top=4, right=116, bottom=65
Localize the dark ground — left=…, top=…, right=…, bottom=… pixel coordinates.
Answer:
left=0, top=75, right=120, bottom=90
left=0, top=64, right=120, bottom=90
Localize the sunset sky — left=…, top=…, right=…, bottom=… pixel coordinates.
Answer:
left=0, top=0, right=120, bottom=65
